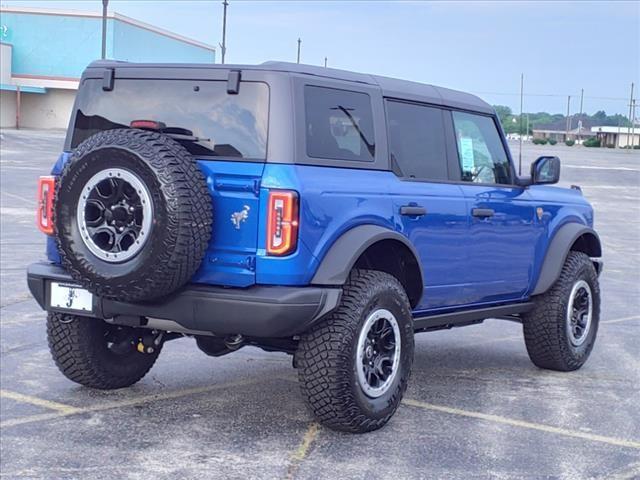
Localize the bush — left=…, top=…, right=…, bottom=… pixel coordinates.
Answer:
left=634, top=145, right=640, bottom=150
left=532, top=137, right=548, bottom=145
left=548, top=138, right=558, bottom=145
left=606, top=143, right=615, bottom=148
left=565, top=139, right=575, bottom=146
left=583, top=137, right=601, bottom=148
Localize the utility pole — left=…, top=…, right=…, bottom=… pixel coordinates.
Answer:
left=628, top=82, right=635, bottom=149
left=101, top=0, right=108, bottom=59
left=579, top=88, right=584, bottom=117
left=578, top=88, right=584, bottom=143
left=631, top=99, right=637, bottom=148
left=518, top=73, right=523, bottom=175
left=220, top=0, right=228, bottom=64
left=565, top=95, right=571, bottom=140
left=297, top=38, right=301, bottom=64
left=324, top=57, right=327, bottom=68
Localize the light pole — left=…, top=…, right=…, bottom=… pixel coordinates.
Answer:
left=220, top=0, right=228, bottom=64
left=297, top=38, right=301, bottom=64
left=101, top=0, right=108, bottom=59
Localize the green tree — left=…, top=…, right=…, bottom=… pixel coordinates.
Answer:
left=494, top=105, right=513, bottom=126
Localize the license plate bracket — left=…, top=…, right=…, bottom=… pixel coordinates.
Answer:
left=49, top=282, right=93, bottom=313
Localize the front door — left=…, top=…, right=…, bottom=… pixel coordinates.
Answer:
left=450, top=110, right=540, bottom=304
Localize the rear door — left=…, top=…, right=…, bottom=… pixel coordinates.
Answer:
left=386, top=100, right=470, bottom=310
left=449, top=110, right=540, bottom=303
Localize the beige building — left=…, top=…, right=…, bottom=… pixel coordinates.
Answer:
left=532, top=126, right=596, bottom=144
left=591, top=126, right=640, bottom=148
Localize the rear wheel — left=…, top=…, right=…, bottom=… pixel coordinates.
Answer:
left=296, top=269, right=414, bottom=433
left=523, top=251, right=600, bottom=371
left=47, top=312, right=162, bottom=389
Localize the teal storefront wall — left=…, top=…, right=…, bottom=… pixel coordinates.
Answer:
left=1, top=11, right=215, bottom=79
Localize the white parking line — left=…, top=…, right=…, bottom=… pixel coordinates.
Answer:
left=0, top=389, right=82, bottom=415
left=403, top=398, right=640, bottom=450
left=0, top=189, right=32, bottom=204
left=0, top=378, right=263, bottom=428
left=563, top=165, right=640, bottom=172
left=602, top=314, right=640, bottom=324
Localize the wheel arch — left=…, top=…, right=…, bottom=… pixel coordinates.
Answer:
left=311, top=225, right=424, bottom=308
left=532, top=223, right=602, bottom=296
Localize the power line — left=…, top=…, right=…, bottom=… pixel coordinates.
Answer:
left=472, top=91, right=629, bottom=101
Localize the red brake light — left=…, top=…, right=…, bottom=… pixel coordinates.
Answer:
left=130, top=120, right=166, bottom=130
left=37, top=176, right=56, bottom=235
left=267, top=190, right=299, bottom=256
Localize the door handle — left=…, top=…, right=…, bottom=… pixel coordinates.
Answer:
left=472, top=208, right=495, bottom=218
left=400, top=205, right=427, bottom=216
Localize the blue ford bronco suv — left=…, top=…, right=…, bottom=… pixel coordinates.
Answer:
left=28, top=61, right=603, bottom=433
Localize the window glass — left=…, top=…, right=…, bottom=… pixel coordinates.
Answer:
left=71, top=79, right=269, bottom=159
left=386, top=100, right=448, bottom=180
left=452, top=111, right=511, bottom=184
left=304, top=86, right=375, bottom=161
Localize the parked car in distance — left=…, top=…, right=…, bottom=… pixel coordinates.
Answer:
left=28, top=61, right=602, bottom=433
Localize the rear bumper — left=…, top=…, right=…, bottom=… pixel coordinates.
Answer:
left=27, top=262, right=342, bottom=338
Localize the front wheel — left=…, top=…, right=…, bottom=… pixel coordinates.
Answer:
left=295, top=269, right=414, bottom=433
left=523, top=251, right=601, bottom=371
left=47, top=312, right=162, bottom=389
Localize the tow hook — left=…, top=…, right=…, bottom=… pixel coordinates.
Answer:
left=137, top=330, right=164, bottom=354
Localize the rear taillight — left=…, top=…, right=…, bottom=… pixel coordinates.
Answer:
left=266, top=190, right=299, bottom=256
left=37, top=176, right=56, bottom=235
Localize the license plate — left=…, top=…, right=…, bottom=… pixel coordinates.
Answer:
left=50, top=282, right=93, bottom=312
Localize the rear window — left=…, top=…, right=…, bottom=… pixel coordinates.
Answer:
left=385, top=100, right=448, bottom=180
left=304, top=85, right=375, bottom=162
left=70, top=79, right=269, bottom=159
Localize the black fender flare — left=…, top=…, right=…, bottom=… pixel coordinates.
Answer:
left=311, top=224, right=424, bottom=287
left=532, top=223, right=602, bottom=296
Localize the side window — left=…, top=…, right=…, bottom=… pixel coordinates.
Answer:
left=452, top=111, right=511, bottom=184
left=385, top=100, right=448, bottom=180
left=304, top=85, right=375, bottom=162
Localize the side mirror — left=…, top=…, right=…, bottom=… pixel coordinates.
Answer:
left=531, top=156, right=560, bottom=185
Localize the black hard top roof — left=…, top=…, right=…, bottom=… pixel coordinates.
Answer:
left=87, top=60, right=493, bottom=114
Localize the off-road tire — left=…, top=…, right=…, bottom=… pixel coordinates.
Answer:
left=55, top=128, right=212, bottom=302
left=47, top=312, right=161, bottom=389
left=523, top=251, right=600, bottom=371
left=296, top=269, right=414, bottom=433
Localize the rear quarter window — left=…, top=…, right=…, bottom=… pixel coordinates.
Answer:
left=304, top=85, right=375, bottom=162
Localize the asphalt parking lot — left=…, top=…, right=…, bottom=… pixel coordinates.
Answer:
left=1, top=129, right=639, bottom=479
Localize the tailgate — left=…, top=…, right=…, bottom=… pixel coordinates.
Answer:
left=191, top=160, right=265, bottom=287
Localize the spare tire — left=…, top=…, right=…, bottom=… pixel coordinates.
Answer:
left=54, top=128, right=212, bottom=302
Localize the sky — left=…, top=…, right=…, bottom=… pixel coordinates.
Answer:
left=2, top=0, right=639, bottom=115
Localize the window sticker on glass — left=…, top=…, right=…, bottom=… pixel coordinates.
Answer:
left=459, top=137, right=475, bottom=172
